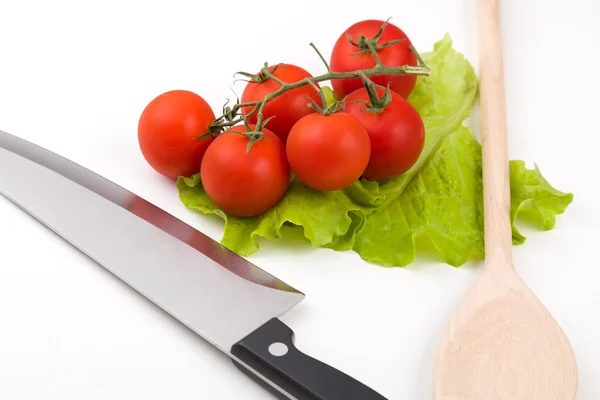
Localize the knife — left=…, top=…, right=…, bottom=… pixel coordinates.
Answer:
left=0, top=129, right=387, bottom=400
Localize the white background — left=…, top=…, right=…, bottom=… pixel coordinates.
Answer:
left=1, top=0, right=599, bottom=399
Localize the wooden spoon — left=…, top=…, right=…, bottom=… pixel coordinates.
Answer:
left=432, top=1, right=578, bottom=399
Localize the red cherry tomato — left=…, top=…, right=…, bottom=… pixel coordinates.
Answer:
left=241, top=64, right=322, bottom=144
left=286, top=113, right=371, bottom=191
left=138, top=90, right=215, bottom=180
left=343, top=86, right=425, bottom=181
left=330, top=20, right=418, bottom=99
left=200, top=125, right=290, bottom=217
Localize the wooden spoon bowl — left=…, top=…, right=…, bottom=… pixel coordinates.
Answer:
left=432, top=1, right=578, bottom=399
left=433, top=266, right=578, bottom=399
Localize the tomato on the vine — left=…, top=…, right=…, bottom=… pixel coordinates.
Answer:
left=138, top=89, right=215, bottom=180
left=240, top=63, right=322, bottom=144
left=200, top=125, right=290, bottom=217
left=343, top=86, right=425, bottom=181
left=330, top=20, right=418, bottom=99
left=286, top=112, right=371, bottom=191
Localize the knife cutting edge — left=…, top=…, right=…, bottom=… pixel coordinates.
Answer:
left=0, top=129, right=387, bottom=400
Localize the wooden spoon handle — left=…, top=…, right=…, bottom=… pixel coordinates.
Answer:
left=477, top=0, right=513, bottom=267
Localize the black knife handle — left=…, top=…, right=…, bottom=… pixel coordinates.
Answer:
left=231, top=318, right=387, bottom=400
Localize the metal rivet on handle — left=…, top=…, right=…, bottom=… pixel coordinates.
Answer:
left=268, top=342, right=289, bottom=357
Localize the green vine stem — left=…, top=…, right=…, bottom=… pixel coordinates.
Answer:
left=201, top=19, right=430, bottom=142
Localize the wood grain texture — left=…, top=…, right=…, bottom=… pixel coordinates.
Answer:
left=477, top=0, right=512, bottom=268
left=433, top=269, right=578, bottom=400
left=432, top=1, right=578, bottom=398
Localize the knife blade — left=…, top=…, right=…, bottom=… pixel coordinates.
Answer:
left=0, top=129, right=387, bottom=400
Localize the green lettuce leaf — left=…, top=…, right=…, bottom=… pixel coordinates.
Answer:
left=509, top=161, right=574, bottom=244
left=352, top=126, right=484, bottom=267
left=351, top=129, right=573, bottom=267
left=178, top=174, right=379, bottom=256
left=176, top=34, right=573, bottom=267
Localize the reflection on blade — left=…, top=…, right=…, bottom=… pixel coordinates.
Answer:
left=0, top=129, right=305, bottom=352
left=0, top=129, right=300, bottom=294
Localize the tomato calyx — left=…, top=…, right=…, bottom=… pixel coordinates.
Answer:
left=226, top=117, right=273, bottom=155
left=348, top=72, right=393, bottom=115
left=343, top=18, right=428, bottom=72
left=345, top=18, right=406, bottom=59
left=197, top=95, right=247, bottom=140
left=198, top=94, right=274, bottom=154
left=234, top=63, right=284, bottom=84
left=302, top=80, right=345, bottom=116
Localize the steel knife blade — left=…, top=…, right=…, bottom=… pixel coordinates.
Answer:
left=0, top=129, right=387, bottom=400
